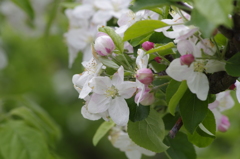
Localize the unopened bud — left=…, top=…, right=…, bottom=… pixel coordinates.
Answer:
left=180, top=54, right=194, bottom=66
left=229, top=84, right=236, bottom=90
left=136, top=68, right=154, bottom=85
left=154, top=57, right=162, bottom=63
left=140, top=92, right=155, bottom=106
left=142, top=41, right=154, bottom=51
left=94, top=35, right=115, bottom=56
left=218, top=115, right=230, bottom=132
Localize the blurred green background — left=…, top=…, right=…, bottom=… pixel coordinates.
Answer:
left=0, top=1, right=240, bottom=159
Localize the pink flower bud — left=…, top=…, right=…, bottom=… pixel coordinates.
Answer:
left=154, top=57, right=162, bottom=63
left=136, top=68, right=154, bottom=85
left=218, top=115, right=230, bottom=132
left=142, top=41, right=154, bottom=51
left=96, top=32, right=108, bottom=37
left=229, top=84, right=236, bottom=90
left=94, top=35, right=115, bottom=56
left=180, top=54, right=194, bottom=66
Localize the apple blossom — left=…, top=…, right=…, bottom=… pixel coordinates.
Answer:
left=136, top=68, right=154, bottom=85
left=218, top=115, right=230, bottom=132
left=208, top=91, right=234, bottom=132
left=87, top=66, right=136, bottom=126
left=94, top=35, right=115, bottom=56
left=72, top=57, right=103, bottom=99
left=135, top=87, right=155, bottom=106
left=108, top=126, right=155, bottom=159
left=142, top=41, right=154, bottom=51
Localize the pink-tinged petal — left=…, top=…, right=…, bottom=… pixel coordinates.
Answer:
left=81, top=105, right=101, bottom=121
left=112, top=66, right=124, bottom=85
left=116, top=82, right=137, bottom=99
left=166, top=59, right=193, bottom=81
left=177, top=40, right=194, bottom=56
left=216, top=91, right=234, bottom=112
left=109, top=97, right=129, bottom=126
left=187, top=72, right=209, bottom=101
left=88, top=93, right=111, bottom=113
left=90, top=77, right=111, bottom=94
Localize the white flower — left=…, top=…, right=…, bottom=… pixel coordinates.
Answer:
left=208, top=91, right=234, bottom=132
left=64, top=28, right=96, bottom=67
left=81, top=96, right=109, bottom=121
left=87, top=66, right=137, bottom=126
left=72, top=58, right=103, bottom=99
left=116, top=10, right=159, bottom=36
left=155, top=11, right=198, bottom=42
left=108, top=126, right=156, bottom=159
left=135, top=49, right=150, bottom=105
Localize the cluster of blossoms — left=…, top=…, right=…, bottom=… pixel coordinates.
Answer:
left=64, top=0, right=132, bottom=67
left=67, top=1, right=240, bottom=159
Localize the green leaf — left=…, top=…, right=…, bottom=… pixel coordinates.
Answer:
left=127, top=98, right=150, bottom=122
left=19, top=97, right=61, bottom=143
left=188, top=127, right=215, bottom=147
left=123, top=20, right=168, bottom=41
left=10, top=107, right=59, bottom=147
left=130, top=33, right=153, bottom=47
left=149, top=32, right=173, bottom=44
left=225, top=52, right=240, bottom=77
left=149, top=62, right=167, bottom=73
left=179, top=89, right=209, bottom=134
left=98, top=26, right=124, bottom=53
left=93, top=120, right=115, bottom=146
left=201, top=110, right=216, bottom=136
left=60, top=2, right=81, bottom=9
left=99, top=56, right=119, bottom=70
left=162, top=113, right=181, bottom=130
left=11, top=0, right=35, bottom=20
left=0, top=121, right=50, bottom=159
left=194, top=0, right=233, bottom=28
left=128, top=109, right=168, bottom=153
left=164, top=132, right=196, bottom=159
left=214, top=33, right=227, bottom=46
left=188, top=9, right=216, bottom=38
left=130, top=0, right=170, bottom=12
left=146, top=42, right=175, bottom=55
left=167, top=80, right=188, bottom=115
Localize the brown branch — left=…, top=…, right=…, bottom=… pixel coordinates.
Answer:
left=169, top=117, right=183, bottom=138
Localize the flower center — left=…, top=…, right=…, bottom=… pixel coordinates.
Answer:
left=105, top=86, right=118, bottom=98
left=193, top=61, right=205, bottom=72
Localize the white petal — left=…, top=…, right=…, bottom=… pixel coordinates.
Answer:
left=117, top=82, right=137, bottom=99
left=136, top=49, right=149, bottom=69
left=177, top=40, right=194, bottom=55
left=136, top=146, right=156, bottom=156
left=88, top=93, right=111, bottom=113
left=109, top=97, right=129, bottom=126
left=166, top=59, right=193, bottom=81
left=205, top=60, right=225, bottom=73
left=125, top=150, right=141, bottom=159
left=112, top=66, right=124, bottom=85
left=236, top=81, right=240, bottom=103
left=92, top=10, right=112, bottom=25
left=187, top=72, right=209, bottom=101
left=81, top=105, right=101, bottom=120
left=91, top=77, right=111, bottom=94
